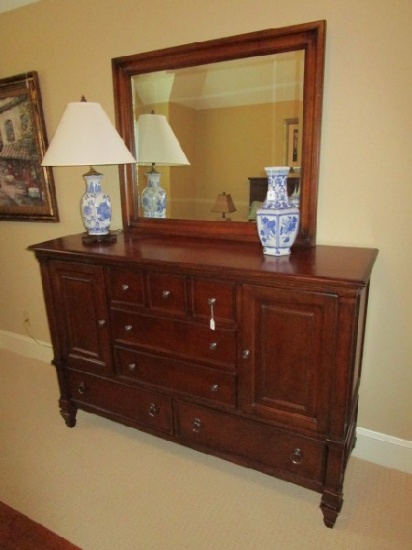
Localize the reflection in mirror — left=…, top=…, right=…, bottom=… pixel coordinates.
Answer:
left=132, top=51, right=304, bottom=221
left=112, top=21, right=326, bottom=245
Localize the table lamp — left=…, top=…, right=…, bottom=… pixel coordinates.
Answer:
left=41, top=97, right=136, bottom=244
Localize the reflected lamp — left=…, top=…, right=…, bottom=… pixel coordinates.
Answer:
left=136, top=112, right=189, bottom=218
left=211, top=192, right=236, bottom=220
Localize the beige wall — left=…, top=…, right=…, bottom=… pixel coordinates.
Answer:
left=0, top=0, right=411, bottom=442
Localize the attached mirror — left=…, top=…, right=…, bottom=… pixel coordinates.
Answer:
left=112, top=21, right=326, bottom=245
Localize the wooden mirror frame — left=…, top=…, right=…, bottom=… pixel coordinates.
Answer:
left=112, top=20, right=326, bottom=245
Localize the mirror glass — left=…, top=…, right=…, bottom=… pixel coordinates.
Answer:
left=112, top=21, right=325, bottom=245
left=132, top=50, right=304, bottom=222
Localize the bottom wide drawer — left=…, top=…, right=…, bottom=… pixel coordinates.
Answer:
left=67, top=370, right=173, bottom=434
left=176, top=401, right=326, bottom=483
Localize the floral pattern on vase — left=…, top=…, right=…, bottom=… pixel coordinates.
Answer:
left=142, top=171, right=166, bottom=218
left=81, top=172, right=111, bottom=236
left=256, top=166, right=300, bottom=256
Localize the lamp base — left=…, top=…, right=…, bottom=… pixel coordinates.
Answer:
left=82, top=232, right=118, bottom=246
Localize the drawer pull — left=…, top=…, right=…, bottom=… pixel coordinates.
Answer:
left=77, top=382, right=86, bottom=395
left=124, top=324, right=133, bottom=332
left=192, top=418, right=203, bottom=433
left=242, top=349, right=250, bottom=359
left=121, top=284, right=129, bottom=292
left=210, top=384, right=219, bottom=393
left=162, top=290, right=171, bottom=299
left=128, top=362, right=136, bottom=372
left=148, top=403, right=160, bottom=417
left=291, top=448, right=303, bottom=465
left=98, top=319, right=106, bottom=327
left=208, top=297, right=216, bottom=330
left=209, top=341, right=218, bottom=351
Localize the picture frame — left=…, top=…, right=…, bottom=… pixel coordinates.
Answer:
left=283, top=117, right=300, bottom=168
left=0, top=71, right=59, bottom=222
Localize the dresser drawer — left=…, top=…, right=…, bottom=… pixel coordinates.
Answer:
left=191, top=278, right=237, bottom=324
left=147, top=272, right=187, bottom=315
left=115, top=347, right=237, bottom=407
left=67, top=370, right=173, bottom=434
left=108, top=267, right=144, bottom=307
left=112, top=310, right=236, bottom=368
left=176, top=401, right=326, bottom=483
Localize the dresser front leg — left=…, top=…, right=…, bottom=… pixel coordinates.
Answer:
left=320, top=490, right=343, bottom=528
left=59, top=398, right=77, bottom=427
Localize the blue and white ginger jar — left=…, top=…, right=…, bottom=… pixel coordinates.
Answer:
left=256, top=166, right=300, bottom=256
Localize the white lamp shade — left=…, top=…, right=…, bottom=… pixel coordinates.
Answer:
left=41, top=101, right=136, bottom=166
left=136, top=113, right=190, bottom=166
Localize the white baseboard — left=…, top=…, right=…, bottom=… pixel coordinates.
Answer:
left=0, top=329, right=53, bottom=363
left=352, top=428, right=412, bottom=475
left=1, top=330, right=411, bottom=475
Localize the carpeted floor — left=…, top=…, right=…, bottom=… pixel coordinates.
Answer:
left=0, top=501, right=81, bottom=550
left=0, top=348, right=411, bottom=549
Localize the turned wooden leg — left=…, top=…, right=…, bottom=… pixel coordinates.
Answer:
left=320, top=491, right=344, bottom=528
left=59, top=398, right=77, bottom=427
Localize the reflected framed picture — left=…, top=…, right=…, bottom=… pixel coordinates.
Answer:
left=283, top=117, right=300, bottom=168
left=0, top=71, right=59, bottom=222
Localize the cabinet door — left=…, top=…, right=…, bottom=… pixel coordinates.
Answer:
left=50, top=261, right=112, bottom=374
left=240, top=285, right=338, bottom=433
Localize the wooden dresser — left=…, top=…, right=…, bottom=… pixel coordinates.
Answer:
left=29, top=233, right=378, bottom=527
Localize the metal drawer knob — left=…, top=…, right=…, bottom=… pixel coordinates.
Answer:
left=210, top=384, right=219, bottom=393
left=192, top=418, right=203, bottom=433
left=242, top=349, right=250, bottom=359
left=121, top=284, right=129, bottom=292
left=128, top=363, right=136, bottom=372
left=209, top=341, right=218, bottom=351
left=291, top=448, right=303, bottom=465
left=162, top=290, right=171, bottom=299
left=77, top=382, right=86, bottom=395
left=98, top=319, right=106, bottom=327
left=148, top=403, right=160, bottom=417
left=124, top=324, right=133, bottom=332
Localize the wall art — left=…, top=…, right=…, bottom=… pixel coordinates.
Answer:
left=0, top=71, right=59, bottom=221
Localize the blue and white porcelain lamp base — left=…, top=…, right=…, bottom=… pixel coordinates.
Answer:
left=81, top=168, right=116, bottom=244
left=141, top=168, right=166, bottom=218
left=256, top=166, right=300, bottom=256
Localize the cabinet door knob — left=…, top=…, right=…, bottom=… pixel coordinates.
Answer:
left=209, top=341, right=218, bottom=351
left=192, top=418, right=203, bottom=433
left=162, top=290, right=171, bottom=299
left=121, top=284, right=129, bottom=292
left=77, top=382, right=86, bottom=395
left=128, top=363, right=136, bottom=372
left=210, top=384, right=219, bottom=393
left=125, top=324, right=133, bottom=332
left=291, top=448, right=303, bottom=464
left=242, top=349, right=250, bottom=359
left=148, top=403, right=160, bottom=417
left=98, top=319, right=106, bottom=327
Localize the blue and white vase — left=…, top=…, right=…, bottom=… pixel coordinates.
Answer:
left=141, top=170, right=166, bottom=218
left=256, top=166, right=300, bottom=256
left=81, top=170, right=111, bottom=236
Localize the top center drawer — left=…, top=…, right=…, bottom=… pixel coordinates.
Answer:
left=108, top=266, right=237, bottom=323
left=147, top=272, right=187, bottom=315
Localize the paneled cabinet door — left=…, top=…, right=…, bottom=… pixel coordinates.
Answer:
left=240, top=285, right=338, bottom=433
left=49, top=261, right=112, bottom=374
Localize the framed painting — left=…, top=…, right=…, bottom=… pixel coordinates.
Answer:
left=283, top=117, right=300, bottom=168
left=0, top=71, right=59, bottom=222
